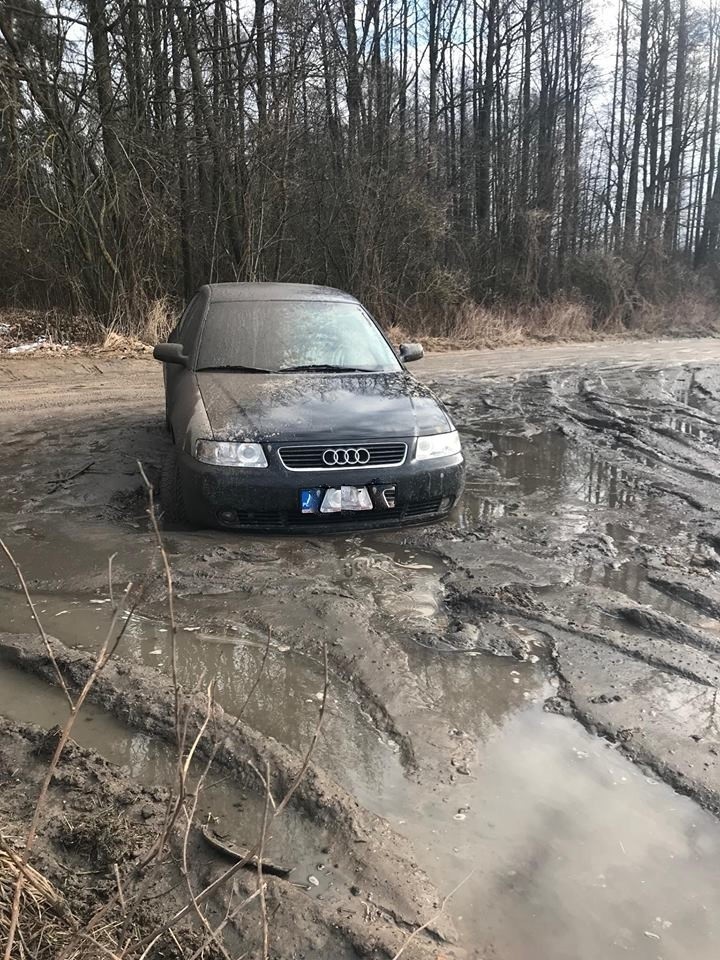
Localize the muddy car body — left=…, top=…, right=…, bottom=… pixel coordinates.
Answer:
left=154, top=282, right=464, bottom=530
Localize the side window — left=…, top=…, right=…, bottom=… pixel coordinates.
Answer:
left=169, top=295, right=197, bottom=345
left=180, top=293, right=207, bottom=360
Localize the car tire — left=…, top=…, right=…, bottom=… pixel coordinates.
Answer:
left=160, top=446, right=186, bottom=523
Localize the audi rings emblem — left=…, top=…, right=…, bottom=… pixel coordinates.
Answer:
left=322, top=447, right=371, bottom=466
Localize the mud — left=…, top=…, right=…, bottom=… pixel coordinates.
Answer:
left=0, top=714, right=396, bottom=959
left=4, top=342, right=720, bottom=957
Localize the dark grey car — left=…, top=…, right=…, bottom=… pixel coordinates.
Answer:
left=154, top=282, right=464, bottom=530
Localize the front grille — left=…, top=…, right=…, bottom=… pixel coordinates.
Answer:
left=220, top=509, right=285, bottom=528
left=278, top=442, right=407, bottom=471
left=403, top=497, right=443, bottom=518
left=217, top=495, right=444, bottom=527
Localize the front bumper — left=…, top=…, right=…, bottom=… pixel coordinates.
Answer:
left=177, top=444, right=464, bottom=531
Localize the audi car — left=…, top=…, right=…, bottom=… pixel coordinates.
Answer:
left=153, top=282, right=464, bottom=530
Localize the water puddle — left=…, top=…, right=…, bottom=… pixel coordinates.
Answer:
left=438, top=709, right=720, bottom=958
left=6, top=631, right=720, bottom=958
left=0, top=586, right=402, bottom=782
left=334, top=650, right=720, bottom=960
left=457, top=425, right=644, bottom=535
left=0, top=664, right=341, bottom=899
left=649, top=413, right=720, bottom=445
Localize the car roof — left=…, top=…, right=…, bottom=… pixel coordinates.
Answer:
left=202, top=282, right=358, bottom=304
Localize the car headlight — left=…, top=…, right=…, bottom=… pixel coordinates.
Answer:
left=414, top=430, right=462, bottom=461
left=195, top=439, right=268, bottom=468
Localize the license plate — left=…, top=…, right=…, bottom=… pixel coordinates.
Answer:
left=300, top=486, right=373, bottom=513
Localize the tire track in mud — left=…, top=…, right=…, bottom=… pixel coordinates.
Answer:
left=437, top=574, right=720, bottom=816
left=429, top=361, right=720, bottom=820
left=141, top=545, right=424, bottom=771
left=557, top=373, right=720, bottom=509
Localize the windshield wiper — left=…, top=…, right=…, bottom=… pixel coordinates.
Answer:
left=277, top=363, right=373, bottom=373
left=196, top=364, right=273, bottom=373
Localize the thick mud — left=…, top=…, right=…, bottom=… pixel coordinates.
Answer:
left=3, top=345, right=720, bottom=957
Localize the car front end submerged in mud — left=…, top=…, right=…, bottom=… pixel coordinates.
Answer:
left=176, top=433, right=464, bottom=531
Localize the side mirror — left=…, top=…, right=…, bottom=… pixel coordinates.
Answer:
left=153, top=342, right=188, bottom=366
left=399, top=342, right=424, bottom=363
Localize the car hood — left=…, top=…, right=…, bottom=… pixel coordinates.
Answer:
left=196, top=371, right=453, bottom=442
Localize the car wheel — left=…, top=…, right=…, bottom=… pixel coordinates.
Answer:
left=160, top=446, right=186, bottom=523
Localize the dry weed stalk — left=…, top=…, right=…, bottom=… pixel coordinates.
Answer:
left=0, top=542, right=140, bottom=960
left=0, top=838, right=78, bottom=956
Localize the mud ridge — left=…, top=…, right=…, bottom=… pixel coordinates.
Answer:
left=614, top=604, right=720, bottom=655
left=453, top=583, right=720, bottom=686
left=648, top=574, right=720, bottom=620
left=546, top=676, right=720, bottom=820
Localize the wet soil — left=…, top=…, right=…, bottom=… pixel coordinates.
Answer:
left=4, top=342, right=720, bottom=957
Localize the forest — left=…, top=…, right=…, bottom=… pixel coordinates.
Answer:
left=1, top=0, right=719, bottom=341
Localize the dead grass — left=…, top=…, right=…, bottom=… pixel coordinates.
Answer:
left=139, top=295, right=176, bottom=344
left=100, top=330, right=153, bottom=355
left=389, top=294, right=720, bottom=350
left=628, top=294, right=720, bottom=337
left=0, top=836, right=81, bottom=959
left=99, top=294, right=177, bottom=353
left=0, top=295, right=176, bottom=357
left=55, top=811, right=135, bottom=865
left=388, top=298, right=597, bottom=350
left=3, top=292, right=720, bottom=358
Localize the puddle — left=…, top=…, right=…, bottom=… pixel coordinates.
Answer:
left=6, top=626, right=720, bottom=958
left=650, top=413, right=720, bottom=445
left=573, top=558, right=720, bottom=640
left=437, top=710, right=720, bottom=958
left=457, top=426, right=644, bottom=535
left=577, top=562, right=689, bottom=615
left=340, top=655, right=720, bottom=960
left=0, top=664, right=339, bottom=898
left=480, top=429, right=640, bottom=506
left=0, top=585, right=403, bottom=783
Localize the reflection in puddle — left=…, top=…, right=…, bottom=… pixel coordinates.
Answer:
left=440, top=710, right=720, bottom=959
left=345, top=663, right=720, bottom=960
left=0, top=666, right=336, bottom=895
left=0, top=585, right=402, bottom=785
left=457, top=426, right=643, bottom=534
left=646, top=410, right=720, bottom=445
left=4, top=632, right=720, bottom=957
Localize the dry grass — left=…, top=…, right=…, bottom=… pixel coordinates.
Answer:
left=99, top=294, right=177, bottom=353
left=135, top=295, right=177, bottom=344
left=3, top=290, right=720, bottom=358
left=0, top=294, right=177, bottom=356
left=388, top=297, right=597, bottom=350
left=0, top=836, right=79, bottom=959
left=628, top=294, right=720, bottom=336
left=389, top=294, right=720, bottom=351
left=100, top=330, right=153, bottom=355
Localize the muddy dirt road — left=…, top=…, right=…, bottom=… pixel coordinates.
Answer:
left=3, top=338, right=720, bottom=958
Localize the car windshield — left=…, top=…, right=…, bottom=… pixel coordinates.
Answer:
left=195, top=300, right=402, bottom=373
